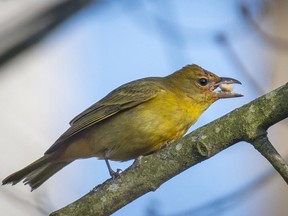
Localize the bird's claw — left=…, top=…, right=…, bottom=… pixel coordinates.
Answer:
left=110, top=168, right=122, bottom=180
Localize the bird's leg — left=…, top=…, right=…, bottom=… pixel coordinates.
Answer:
left=103, top=150, right=121, bottom=179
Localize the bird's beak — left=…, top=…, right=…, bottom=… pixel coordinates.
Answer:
left=213, top=77, right=243, bottom=98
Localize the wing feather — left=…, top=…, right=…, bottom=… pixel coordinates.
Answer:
left=45, top=78, right=162, bottom=154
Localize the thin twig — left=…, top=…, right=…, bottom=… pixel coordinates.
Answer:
left=252, top=135, right=288, bottom=184
left=240, top=3, right=288, bottom=51
left=0, top=0, right=95, bottom=67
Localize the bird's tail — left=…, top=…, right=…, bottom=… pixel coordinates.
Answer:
left=2, top=154, right=70, bottom=191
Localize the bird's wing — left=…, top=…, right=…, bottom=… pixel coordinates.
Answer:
left=45, top=79, right=162, bottom=154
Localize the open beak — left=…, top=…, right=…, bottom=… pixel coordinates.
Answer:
left=213, top=77, right=243, bottom=98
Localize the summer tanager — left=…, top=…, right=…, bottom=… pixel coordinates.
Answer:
left=2, top=64, right=242, bottom=190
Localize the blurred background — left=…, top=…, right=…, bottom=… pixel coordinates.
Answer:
left=0, top=0, right=288, bottom=215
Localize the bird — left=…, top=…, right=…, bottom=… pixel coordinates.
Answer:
left=2, top=64, right=242, bottom=190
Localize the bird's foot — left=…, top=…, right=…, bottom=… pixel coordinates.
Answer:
left=109, top=168, right=122, bottom=180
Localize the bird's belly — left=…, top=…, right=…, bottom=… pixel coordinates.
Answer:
left=82, top=101, right=195, bottom=161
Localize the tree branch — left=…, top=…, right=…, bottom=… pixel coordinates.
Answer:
left=252, top=135, right=288, bottom=183
left=0, top=0, right=95, bottom=67
left=50, top=83, right=288, bottom=216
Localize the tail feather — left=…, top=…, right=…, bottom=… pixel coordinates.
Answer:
left=25, top=162, right=69, bottom=190
left=2, top=154, right=70, bottom=190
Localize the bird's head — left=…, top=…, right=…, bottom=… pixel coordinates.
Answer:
left=167, top=64, right=243, bottom=104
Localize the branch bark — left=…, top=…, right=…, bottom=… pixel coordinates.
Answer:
left=50, top=83, right=288, bottom=216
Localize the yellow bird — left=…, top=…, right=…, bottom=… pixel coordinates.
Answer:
left=2, top=64, right=242, bottom=190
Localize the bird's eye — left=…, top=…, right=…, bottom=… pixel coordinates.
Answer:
left=198, top=78, right=208, bottom=86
